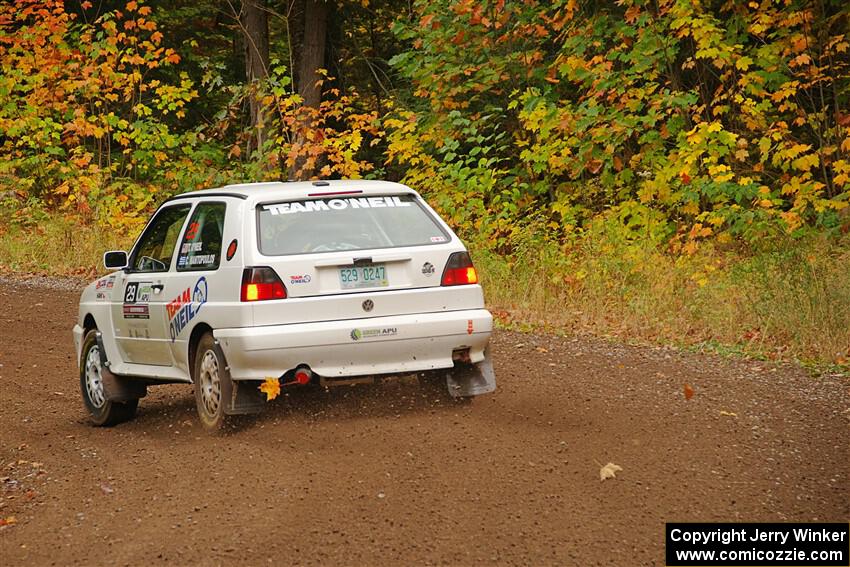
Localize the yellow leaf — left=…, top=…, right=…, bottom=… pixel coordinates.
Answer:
left=599, top=462, right=622, bottom=481
left=259, top=378, right=281, bottom=401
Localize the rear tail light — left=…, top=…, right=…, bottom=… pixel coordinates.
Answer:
left=441, top=252, right=479, bottom=286
left=241, top=267, right=287, bottom=301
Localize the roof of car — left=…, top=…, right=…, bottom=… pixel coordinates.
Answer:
left=165, top=180, right=416, bottom=204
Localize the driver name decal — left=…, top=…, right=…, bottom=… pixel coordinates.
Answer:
left=263, top=196, right=412, bottom=216
left=167, top=277, right=208, bottom=341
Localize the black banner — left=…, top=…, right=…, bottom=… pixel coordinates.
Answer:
left=666, top=523, right=849, bottom=566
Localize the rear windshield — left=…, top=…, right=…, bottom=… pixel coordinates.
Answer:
left=257, top=194, right=450, bottom=255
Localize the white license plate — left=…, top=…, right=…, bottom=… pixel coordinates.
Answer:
left=339, top=264, right=388, bottom=290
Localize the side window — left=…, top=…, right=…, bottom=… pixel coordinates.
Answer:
left=176, top=202, right=226, bottom=271
left=131, top=204, right=192, bottom=272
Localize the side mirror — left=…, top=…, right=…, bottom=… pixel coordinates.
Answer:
left=103, top=250, right=128, bottom=270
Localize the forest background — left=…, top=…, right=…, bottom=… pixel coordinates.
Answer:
left=0, top=0, right=848, bottom=367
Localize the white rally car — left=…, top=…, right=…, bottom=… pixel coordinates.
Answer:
left=73, top=180, right=496, bottom=430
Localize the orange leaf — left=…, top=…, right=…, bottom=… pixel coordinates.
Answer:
left=0, top=516, right=17, bottom=527
left=680, top=171, right=691, bottom=185
left=126, top=0, right=137, bottom=11
left=684, top=383, right=695, bottom=400
left=259, top=378, right=281, bottom=401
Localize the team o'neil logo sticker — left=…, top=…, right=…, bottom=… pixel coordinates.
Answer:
left=167, top=277, right=208, bottom=341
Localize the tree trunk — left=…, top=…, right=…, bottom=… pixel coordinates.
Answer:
left=289, top=0, right=328, bottom=180
left=241, top=0, right=270, bottom=154
left=297, top=0, right=327, bottom=109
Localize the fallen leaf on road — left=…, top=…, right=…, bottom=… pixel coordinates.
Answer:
left=599, top=462, right=623, bottom=481
left=99, top=483, right=114, bottom=495
left=0, top=516, right=17, bottom=526
left=535, top=346, right=548, bottom=353
left=684, top=383, right=695, bottom=400
left=259, top=378, right=281, bottom=401
left=719, top=410, right=738, bottom=417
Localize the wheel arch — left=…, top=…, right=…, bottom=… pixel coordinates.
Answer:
left=188, top=322, right=214, bottom=382
left=83, top=313, right=97, bottom=333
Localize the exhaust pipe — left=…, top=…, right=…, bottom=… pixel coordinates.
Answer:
left=293, top=367, right=312, bottom=385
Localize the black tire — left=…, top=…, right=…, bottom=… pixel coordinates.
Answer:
left=193, top=332, right=233, bottom=431
left=79, top=330, right=138, bottom=426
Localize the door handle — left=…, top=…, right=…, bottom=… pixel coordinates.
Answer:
left=151, top=284, right=164, bottom=293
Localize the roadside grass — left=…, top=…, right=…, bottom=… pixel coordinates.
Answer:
left=1, top=212, right=847, bottom=369
left=474, top=232, right=850, bottom=369
left=0, top=215, right=133, bottom=278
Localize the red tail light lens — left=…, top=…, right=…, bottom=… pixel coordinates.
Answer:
left=441, top=252, right=479, bottom=286
left=241, top=267, right=287, bottom=301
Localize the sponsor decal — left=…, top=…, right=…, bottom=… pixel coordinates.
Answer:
left=226, top=239, right=238, bottom=261
left=95, top=276, right=115, bottom=290
left=350, top=327, right=397, bottom=341
left=95, top=291, right=109, bottom=302
left=167, top=277, right=208, bottom=341
left=123, top=304, right=150, bottom=320
left=430, top=235, right=447, bottom=243
left=421, top=262, right=435, bottom=276
left=123, top=281, right=152, bottom=305
left=263, top=196, right=412, bottom=216
left=289, top=274, right=312, bottom=284
left=467, top=319, right=474, bottom=335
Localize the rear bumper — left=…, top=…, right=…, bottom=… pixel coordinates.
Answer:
left=214, top=309, right=492, bottom=381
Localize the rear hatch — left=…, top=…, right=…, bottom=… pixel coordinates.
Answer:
left=247, top=193, right=481, bottom=325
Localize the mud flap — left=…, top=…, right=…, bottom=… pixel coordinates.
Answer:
left=446, top=346, right=497, bottom=398
left=96, top=333, right=147, bottom=402
left=223, top=380, right=266, bottom=415
left=100, top=368, right=147, bottom=402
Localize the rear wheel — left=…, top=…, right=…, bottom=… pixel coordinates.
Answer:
left=79, top=330, right=138, bottom=426
left=193, top=332, right=233, bottom=431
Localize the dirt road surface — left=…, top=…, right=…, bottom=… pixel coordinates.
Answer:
left=0, top=279, right=847, bottom=566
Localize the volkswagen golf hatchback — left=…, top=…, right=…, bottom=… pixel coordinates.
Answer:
left=73, top=180, right=496, bottom=430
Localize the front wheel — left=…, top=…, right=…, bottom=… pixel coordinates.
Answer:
left=79, top=330, right=138, bottom=426
left=193, top=332, right=234, bottom=431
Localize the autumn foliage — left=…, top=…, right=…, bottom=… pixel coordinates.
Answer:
left=0, top=0, right=381, bottom=230
left=387, top=0, right=850, bottom=250
left=2, top=0, right=847, bottom=246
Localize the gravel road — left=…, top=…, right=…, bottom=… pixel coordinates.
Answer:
left=0, top=279, right=847, bottom=566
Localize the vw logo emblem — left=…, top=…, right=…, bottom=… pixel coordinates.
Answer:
left=362, top=299, right=374, bottom=312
